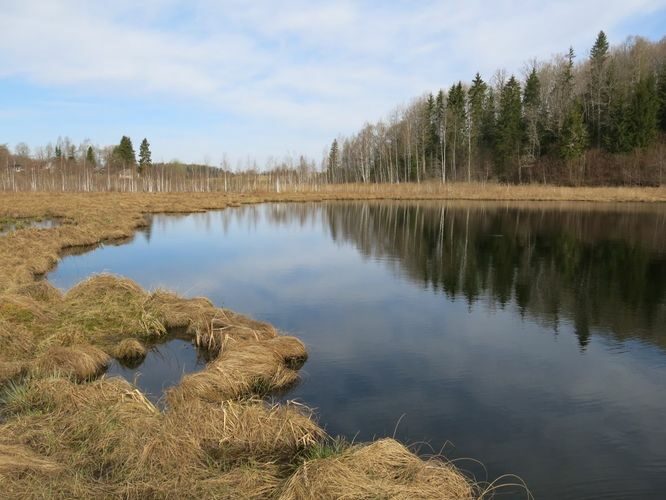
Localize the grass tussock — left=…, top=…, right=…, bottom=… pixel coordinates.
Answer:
left=281, top=438, right=475, bottom=500
left=62, top=275, right=167, bottom=340
left=168, top=336, right=306, bottom=405
left=112, top=338, right=146, bottom=362
left=30, top=345, right=111, bottom=382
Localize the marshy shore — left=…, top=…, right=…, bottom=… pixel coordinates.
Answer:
left=1, top=185, right=663, bottom=498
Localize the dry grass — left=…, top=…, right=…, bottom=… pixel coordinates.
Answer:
left=112, top=338, right=147, bottom=362
left=0, top=187, right=579, bottom=497
left=281, top=438, right=476, bottom=499
left=168, top=336, right=306, bottom=405
left=30, top=345, right=111, bottom=382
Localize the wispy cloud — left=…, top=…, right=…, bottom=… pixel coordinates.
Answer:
left=0, top=0, right=664, bottom=163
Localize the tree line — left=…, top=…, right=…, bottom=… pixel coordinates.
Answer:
left=1, top=135, right=323, bottom=192
left=326, top=32, right=666, bottom=185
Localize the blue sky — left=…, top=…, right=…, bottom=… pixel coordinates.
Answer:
left=1, top=0, right=665, bottom=166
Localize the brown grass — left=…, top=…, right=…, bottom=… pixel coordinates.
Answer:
left=30, top=345, right=111, bottom=382
left=0, top=186, right=582, bottom=497
left=281, top=438, right=475, bottom=499
left=113, top=338, right=147, bottom=361
left=167, top=336, right=306, bottom=405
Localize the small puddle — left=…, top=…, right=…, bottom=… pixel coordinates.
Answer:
left=107, top=338, right=206, bottom=405
left=0, top=218, right=60, bottom=236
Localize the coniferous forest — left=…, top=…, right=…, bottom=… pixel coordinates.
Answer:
left=326, top=32, right=666, bottom=186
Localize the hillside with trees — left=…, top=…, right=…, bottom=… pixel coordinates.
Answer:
left=326, top=33, right=666, bottom=186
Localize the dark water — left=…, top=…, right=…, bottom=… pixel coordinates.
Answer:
left=106, top=338, right=205, bottom=404
left=48, top=201, right=666, bottom=499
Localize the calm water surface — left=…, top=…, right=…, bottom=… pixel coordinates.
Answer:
left=49, top=201, right=666, bottom=499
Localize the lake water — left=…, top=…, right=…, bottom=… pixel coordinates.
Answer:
left=49, top=201, right=666, bottom=499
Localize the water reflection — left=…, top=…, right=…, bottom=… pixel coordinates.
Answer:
left=322, top=202, right=666, bottom=350
left=48, top=201, right=666, bottom=500
left=106, top=338, right=205, bottom=405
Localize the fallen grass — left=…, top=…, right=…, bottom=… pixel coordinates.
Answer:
left=0, top=186, right=622, bottom=497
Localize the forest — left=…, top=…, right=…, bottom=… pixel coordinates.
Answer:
left=326, top=32, right=666, bottom=186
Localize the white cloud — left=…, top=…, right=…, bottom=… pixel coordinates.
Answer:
left=0, top=0, right=664, bottom=163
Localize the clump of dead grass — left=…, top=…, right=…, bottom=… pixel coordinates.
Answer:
left=61, top=274, right=166, bottom=340
left=170, top=398, right=323, bottom=465
left=167, top=336, right=306, bottom=405
left=112, top=338, right=147, bottom=362
left=30, top=345, right=110, bottom=382
left=280, top=438, right=476, bottom=500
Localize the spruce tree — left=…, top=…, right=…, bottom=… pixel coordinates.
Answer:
left=629, top=74, right=659, bottom=149
left=328, top=139, right=339, bottom=182
left=560, top=102, right=588, bottom=183
left=435, top=89, right=447, bottom=182
left=588, top=31, right=610, bottom=148
left=468, top=73, right=488, bottom=161
left=139, top=138, right=152, bottom=172
left=605, top=91, right=632, bottom=153
left=481, top=88, right=497, bottom=156
left=86, top=146, right=96, bottom=167
left=425, top=93, right=438, bottom=173
left=560, top=102, right=587, bottom=161
left=658, top=63, right=666, bottom=132
left=495, top=76, right=522, bottom=180
left=523, top=67, right=542, bottom=160
left=115, top=136, right=136, bottom=168
left=446, top=82, right=467, bottom=179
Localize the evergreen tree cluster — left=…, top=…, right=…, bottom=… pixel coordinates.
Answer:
left=326, top=32, right=666, bottom=185
left=112, top=136, right=152, bottom=173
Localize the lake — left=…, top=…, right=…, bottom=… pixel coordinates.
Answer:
left=48, top=201, right=666, bottom=499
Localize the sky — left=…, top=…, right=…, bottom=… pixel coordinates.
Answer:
left=1, top=0, right=665, bottom=167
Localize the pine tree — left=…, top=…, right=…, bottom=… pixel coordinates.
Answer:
left=138, top=138, right=152, bottom=172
